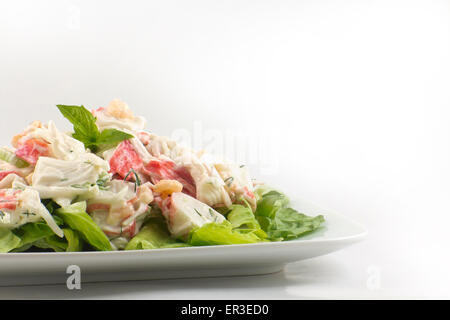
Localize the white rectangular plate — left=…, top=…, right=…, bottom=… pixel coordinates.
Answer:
left=0, top=198, right=367, bottom=286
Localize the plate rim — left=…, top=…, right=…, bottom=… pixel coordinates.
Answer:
left=0, top=211, right=367, bottom=258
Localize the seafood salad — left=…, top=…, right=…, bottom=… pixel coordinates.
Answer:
left=0, top=100, right=325, bottom=252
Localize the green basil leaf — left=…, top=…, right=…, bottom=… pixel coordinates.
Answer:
left=56, top=105, right=100, bottom=143
left=97, top=128, right=134, bottom=147
left=56, top=105, right=132, bottom=152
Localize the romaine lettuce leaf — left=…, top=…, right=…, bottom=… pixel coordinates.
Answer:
left=33, top=228, right=83, bottom=252
left=62, top=228, right=83, bottom=252
left=255, top=187, right=325, bottom=241
left=126, top=216, right=188, bottom=250
left=14, top=222, right=56, bottom=249
left=188, top=221, right=264, bottom=246
left=11, top=244, right=33, bottom=253
left=226, top=205, right=267, bottom=239
left=55, top=202, right=112, bottom=251
left=33, top=236, right=68, bottom=252
left=262, top=207, right=325, bottom=241
left=0, top=228, right=22, bottom=253
left=11, top=219, right=84, bottom=252
left=255, top=190, right=290, bottom=225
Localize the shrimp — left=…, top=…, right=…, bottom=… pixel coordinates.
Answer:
left=152, top=180, right=183, bottom=199
left=105, top=99, right=135, bottom=120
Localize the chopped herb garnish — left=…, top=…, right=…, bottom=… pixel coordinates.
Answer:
left=71, top=182, right=94, bottom=189
left=96, top=172, right=110, bottom=191
left=224, top=177, right=234, bottom=187
left=23, top=212, right=36, bottom=217
left=194, top=209, right=203, bottom=217
left=0, top=211, right=4, bottom=219
left=208, top=208, right=221, bottom=222
left=123, top=168, right=141, bottom=192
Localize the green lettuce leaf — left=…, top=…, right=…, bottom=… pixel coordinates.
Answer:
left=188, top=221, right=264, bottom=246
left=263, top=207, right=325, bottom=241
left=34, top=228, right=83, bottom=252
left=11, top=244, right=34, bottom=253
left=255, top=187, right=325, bottom=241
left=55, top=202, right=112, bottom=251
left=10, top=218, right=84, bottom=252
left=33, top=236, right=68, bottom=252
left=16, top=226, right=83, bottom=253
left=11, top=219, right=63, bottom=252
left=63, top=228, right=83, bottom=252
left=0, top=228, right=22, bottom=253
left=226, top=205, right=267, bottom=239
left=126, top=215, right=188, bottom=250
left=13, top=222, right=56, bottom=249
left=255, top=190, right=290, bottom=225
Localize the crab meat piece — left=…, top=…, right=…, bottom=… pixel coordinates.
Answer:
left=13, top=120, right=87, bottom=162
left=160, top=192, right=226, bottom=239
left=108, top=139, right=197, bottom=198
left=0, top=189, right=20, bottom=211
left=13, top=120, right=93, bottom=163
left=185, top=159, right=232, bottom=208
left=109, top=140, right=144, bottom=179
left=0, top=173, right=26, bottom=190
left=142, top=160, right=196, bottom=197
left=0, top=170, right=21, bottom=182
left=136, top=131, right=151, bottom=146
left=15, top=138, right=50, bottom=165
left=140, top=133, right=232, bottom=208
left=214, top=163, right=257, bottom=211
left=27, top=121, right=86, bottom=160
left=87, top=181, right=153, bottom=242
left=0, top=188, right=63, bottom=237
left=11, top=120, right=43, bottom=148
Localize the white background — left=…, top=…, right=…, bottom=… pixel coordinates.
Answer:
left=1, top=0, right=449, bottom=299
